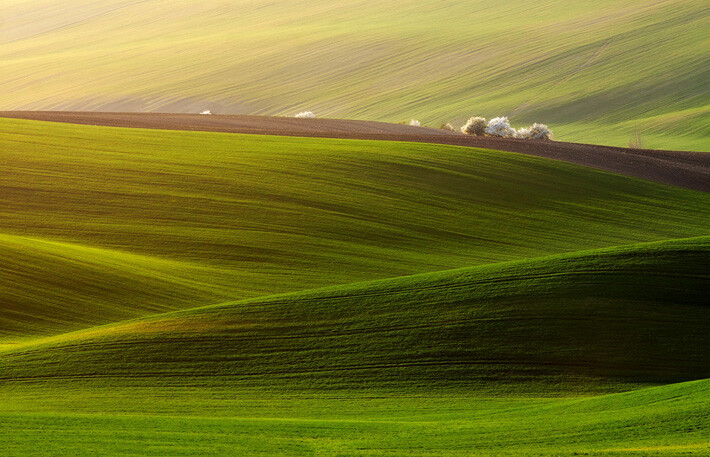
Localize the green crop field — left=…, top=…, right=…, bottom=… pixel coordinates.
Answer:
left=1, top=0, right=708, bottom=151
left=1, top=118, right=708, bottom=455
left=2, top=118, right=708, bottom=341
left=2, top=379, right=708, bottom=456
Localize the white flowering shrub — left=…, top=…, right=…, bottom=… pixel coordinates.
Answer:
left=530, top=123, right=553, bottom=140
left=515, top=123, right=553, bottom=140
left=409, top=119, right=421, bottom=127
left=460, top=117, right=487, bottom=135
left=485, top=117, right=515, bottom=138
left=440, top=123, right=456, bottom=131
left=295, top=111, right=316, bottom=119
left=200, top=110, right=212, bottom=115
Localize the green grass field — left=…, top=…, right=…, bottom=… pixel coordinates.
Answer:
left=3, top=236, right=709, bottom=390
left=1, top=0, right=708, bottom=150
left=1, top=380, right=708, bottom=456
left=1, top=119, right=708, bottom=455
left=1, top=238, right=708, bottom=455
left=2, top=118, right=708, bottom=341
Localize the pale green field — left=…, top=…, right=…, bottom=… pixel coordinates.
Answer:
left=1, top=0, right=708, bottom=150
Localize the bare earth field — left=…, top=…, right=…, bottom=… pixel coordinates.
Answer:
left=2, top=111, right=709, bottom=192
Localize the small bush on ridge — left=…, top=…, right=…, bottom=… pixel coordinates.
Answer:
left=515, top=123, right=553, bottom=140
left=440, top=123, right=456, bottom=131
left=460, top=117, right=487, bottom=135
left=409, top=119, right=421, bottom=127
left=295, top=111, right=316, bottom=119
left=485, top=117, right=515, bottom=138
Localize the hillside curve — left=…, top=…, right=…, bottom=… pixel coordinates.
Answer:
left=1, top=111, right=709, bottom=192
left=3, top=116, right=708, bottom=345
left=2, top=237, right=708, bottom=392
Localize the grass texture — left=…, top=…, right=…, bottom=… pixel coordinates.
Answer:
left=0, top=119, right=708, bottom=455
left=0, top=238, right=708, bottom=456
left=1, top=0, right=708, bottom=150
left=2, top=236, right=708, bottom=390
left=1, top=118, right=708, bottom=341
left=0, top=380, right=707, bottom=456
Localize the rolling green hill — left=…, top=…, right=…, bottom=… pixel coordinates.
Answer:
left=2, top=237, right=709, bottom=391
left=1, top=380, right=708, bottom=456
left=2, top=118, right=708, bottom=342
left=1, top=0, right=708, bottom=150
left=1, top=119, right=708, bottom=455
left=1, top=238, right=708, bottom=456
left=0, top=233, right=242, bottom=341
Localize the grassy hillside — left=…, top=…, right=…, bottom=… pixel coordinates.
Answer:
left=0, top=233, right=242, bottom=341
left=3, top=237, right=708, bottom=391
left=0, top=118, right=707, bottom=455
left=1, top=0, right=708, bottom=150
left=1, top=379, right=708, bottom=456
left=2, top=118, right=709, bottom=341
left=1, top=238, right=708, bottom=455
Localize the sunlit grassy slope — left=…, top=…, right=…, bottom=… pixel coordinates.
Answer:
left=2, top=237, right=708, bottom=391
left=2, top=118, right=708, bottom=342
left=1, top=119, right=708, bottom=455
left=0, top=233, right=241, bottom=341
left=1, top=0, right=708, bottom=150
left=1, top=380, right=707, bottom=456
left=1, top=239, right=708, bottom=456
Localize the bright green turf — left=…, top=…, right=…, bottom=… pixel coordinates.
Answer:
left=0, top=379, right=708, bottom=456
left=1, top=238, right=708, bottom=455
left=1, top=119, right=708, bottom=455
left=2, top=236, right=708, bottom=392
left=2, top=118, right=708, bottom=341
left=1, top=0, right=708, bottom=150
left=0, top=232, right=241, bottom=342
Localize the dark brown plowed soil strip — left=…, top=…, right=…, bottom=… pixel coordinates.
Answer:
left=2, top=111, right=708, bottom=192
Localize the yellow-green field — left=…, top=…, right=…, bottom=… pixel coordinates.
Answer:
left=1, top=0, right=708, bottom=150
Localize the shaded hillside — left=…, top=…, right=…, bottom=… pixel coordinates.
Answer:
left=1, top=118, right=708, bottom=340
left=3, top=237, right=708, bottom=391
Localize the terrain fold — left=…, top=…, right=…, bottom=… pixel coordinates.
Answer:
left=2, top=237, right=708, bottom=392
